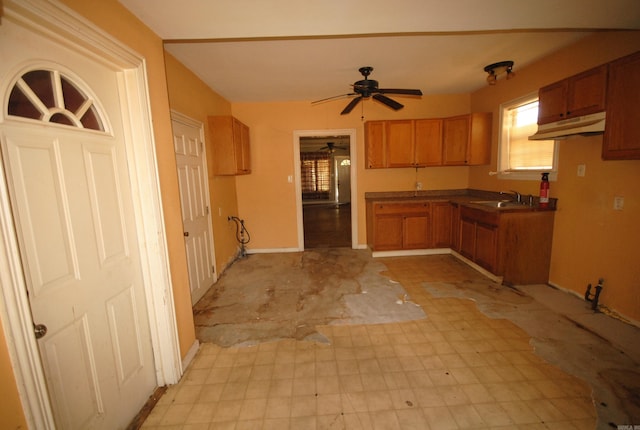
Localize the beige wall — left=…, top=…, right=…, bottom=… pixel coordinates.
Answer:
left=164, top=53, right=241, bottom=273
left=232, top=95, right=473, bottom=249
left=469, top=31, right=640, bottom=323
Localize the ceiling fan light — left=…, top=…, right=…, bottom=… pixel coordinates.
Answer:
left=506, top=68, right=515, bottom=80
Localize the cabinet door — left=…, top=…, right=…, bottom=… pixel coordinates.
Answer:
left=403, top=214, right=429, bottom=249
left=451, top=203, right=461, bottom=251
left=234, top=118, right=251, bottom=174
left=386, top=120, right=415, bottom=167
left=459, top=218, right=476, bottom=260
left=442, top=115, right=469, bottom=165
left=365, top=121, right=387, bottom=168
left=538, top=65, right=607, bottom=125
left=414, top=119, right=443, bottom=166
left=475, top=223, right=498, bottom=272
left=373, top=215, right=404, bottom=250
left=431, top=202, right=452, bottom=248
left=603, top=51, right=640, bottom=160
left=537, top=81, right=568, bottom=124
left=567, top=65, right=607, bottom=118
left=467, top=113, right=492, bottom=165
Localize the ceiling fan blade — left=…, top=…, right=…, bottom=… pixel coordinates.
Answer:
left=377, top=88, right=423, bottom=96
left=373, top=94, right=404, bottom=110
left=341, top=96, right=363, bottom=115
left=311, top=93, right=357, bottom=104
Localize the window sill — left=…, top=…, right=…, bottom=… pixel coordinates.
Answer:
left=495, top=171, right=557, bottom=181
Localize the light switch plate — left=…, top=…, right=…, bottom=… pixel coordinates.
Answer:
left=577, top=164, right=586, bottom=177
left=613, top=196, right=624, bottom=211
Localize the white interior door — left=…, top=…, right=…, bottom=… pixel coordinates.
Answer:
left=172, top=113, right=216, bottom=305
left=335, top=155, right=351, bottom=204
left=0, top=17, right=156, bottom=430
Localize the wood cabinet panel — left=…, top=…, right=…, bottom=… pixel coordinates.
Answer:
left=373, top=215, right=404, bottom=250
left=459, top=217, right=476, bottom=260
left=403, top=215, right=430, bottom=249
left=431, top=202, right=452, bottom=248
left=538, top=64, right=607, bottom=125
left=414, top=119, right=443, bottom=166
left=386, top=120, right=415, bottom=167
left=367, top=201, right=430, bottom=250
left=208, top=115, right=251, bottom=175
left=365, top=121, right=386, bottom=168
left=603, top=51, right=640, bottom=160
left=475, top=223, right=498, bottom=273
left=442, top=115, right=469, bottom=165
left=442, top=113, right=491, bottom=166
left=364, top=114, right=490, bottom=168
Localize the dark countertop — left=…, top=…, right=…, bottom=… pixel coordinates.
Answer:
left=364, top=188, right=557, bottom=212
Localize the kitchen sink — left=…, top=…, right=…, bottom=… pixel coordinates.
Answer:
left=469, top=200, right=531, bottom=209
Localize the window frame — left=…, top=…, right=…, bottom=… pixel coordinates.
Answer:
left=497, top=92, right=559, bottom=181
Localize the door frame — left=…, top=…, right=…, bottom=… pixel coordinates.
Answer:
left=293, top=128, right=358, bottom=250
left=170, top=110, right=218, bottom=304
left=0, top=2, right=182, bottom=428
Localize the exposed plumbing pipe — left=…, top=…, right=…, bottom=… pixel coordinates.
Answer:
left=227, top=216, right=250, bottom=258
left=585, top=278, right=604, bottom=311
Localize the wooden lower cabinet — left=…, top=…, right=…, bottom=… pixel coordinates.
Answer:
left=459, top=206, right=554, bottom=284
left=367, top=201, right=430, bottom=251
left=367, top=198, right=554, bottom=285
left=431, top=202, right=453, bottom=248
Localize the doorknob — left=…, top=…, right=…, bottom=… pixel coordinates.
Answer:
left=33, top=323, right=48, bottom=339
left=184, top=232, right=189, bottom=237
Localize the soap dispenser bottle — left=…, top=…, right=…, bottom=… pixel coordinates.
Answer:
left=539, top=172, right=550, bottom=208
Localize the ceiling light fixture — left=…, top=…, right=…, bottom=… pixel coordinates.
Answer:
left=484, top=60, right=515, bottom=85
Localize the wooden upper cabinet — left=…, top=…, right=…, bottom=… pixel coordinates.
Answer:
left=365, top=113, right=490, bottom=168
left=538, top=64, right=607, bottom=124
left=386, top=120, right=415, bottom=167
left=442, top=115, right=469, bottom=165
left=365, top=120, right=387, bottom=168
left=603, top=51, right=640, bottom=160
left=442, top=113, right=491, bottom=166
left=414, top=119, right=443, bottom=166
left=208, top=115, right=251, bottom=175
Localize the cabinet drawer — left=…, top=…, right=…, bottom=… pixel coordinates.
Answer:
left=374, top=202, right=430, bottom=215
left=460, top=206, right=498, bottom=227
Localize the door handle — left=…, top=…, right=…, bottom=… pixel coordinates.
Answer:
left=184, top=232, right=189, bottom=237
left=33, top=323, right=48, bottom=339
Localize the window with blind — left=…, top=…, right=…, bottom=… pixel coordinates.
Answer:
left=301, top=153, right=331, bottom=200
left=498, top=94, right=558, bottom=180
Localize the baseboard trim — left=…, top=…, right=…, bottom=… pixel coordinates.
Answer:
left=371, top=248, right=451, bottom=258
left=181, top=339, right=200, bottom=373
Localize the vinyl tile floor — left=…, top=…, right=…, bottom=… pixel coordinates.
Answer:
left=140, top=253, right=631, bottom=429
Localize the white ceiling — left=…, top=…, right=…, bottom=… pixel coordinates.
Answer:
left=119, top=0, right=640, bottom=107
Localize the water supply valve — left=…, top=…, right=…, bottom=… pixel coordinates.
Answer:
left=584, top=278, right=604, bottom=311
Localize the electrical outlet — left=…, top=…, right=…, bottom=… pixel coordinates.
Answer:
left=415, top=182, right=422, bottom=191
left=577, top=164, right=586, bottom=177
left=613, top=196, right=624, bottom=211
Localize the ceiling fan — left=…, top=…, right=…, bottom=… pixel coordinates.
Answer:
left=313, top=66, right=423, bottom=115
left=320, top=141, right=348, bottom=153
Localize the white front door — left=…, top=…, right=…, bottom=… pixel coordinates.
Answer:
left=0, top=17, right=156, bottom=430
left=335, top=155, right=351, bottom=204
left=172, top=113, right=216, bottom=305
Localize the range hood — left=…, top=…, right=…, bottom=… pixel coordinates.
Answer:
left=529, top=111, right=606, bottom=140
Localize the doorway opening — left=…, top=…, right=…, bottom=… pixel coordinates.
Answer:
left=299, top=135, right=352, bottom=248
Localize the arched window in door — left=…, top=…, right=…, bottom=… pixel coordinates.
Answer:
left=7, top=69, right=105, bottom=131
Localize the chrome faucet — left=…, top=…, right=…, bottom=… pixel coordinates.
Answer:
left=501, top=190, right=522, bottom=203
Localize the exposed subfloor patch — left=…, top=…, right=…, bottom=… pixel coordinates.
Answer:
left=194, top=248, right=425, bottom=347
left=422, top=280, right=640, bottom=427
